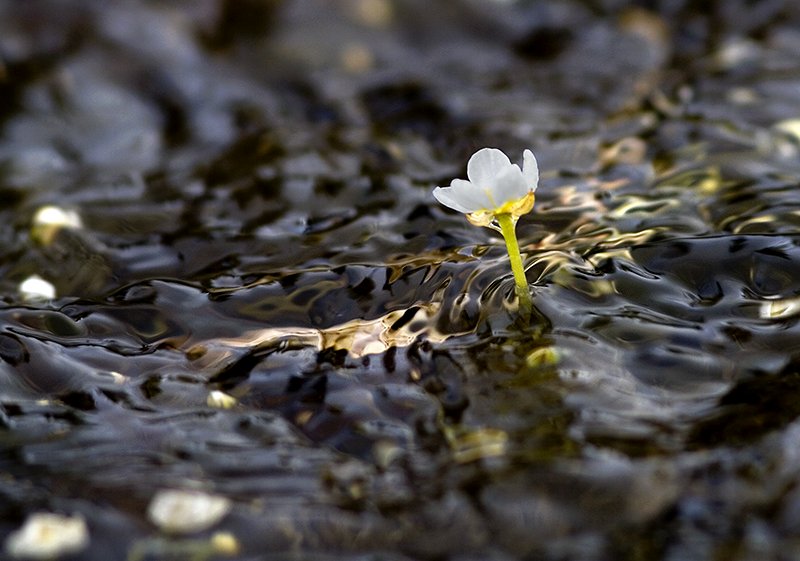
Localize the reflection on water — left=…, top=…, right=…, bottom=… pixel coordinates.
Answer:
left=2, top=0, right=800, bottom=559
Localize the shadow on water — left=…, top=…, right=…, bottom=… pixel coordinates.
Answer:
left=2, top=0, right=800, bottom=560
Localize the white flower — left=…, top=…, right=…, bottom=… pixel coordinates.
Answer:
left=31, top=206, right=83, bottom=246
left=19, top=275, right=56, bottom=301
left=433, top=148, right=538, bottom=224
left=147, top=489, right=232, bottom=534
left=4, top=513, right=89, bottom=559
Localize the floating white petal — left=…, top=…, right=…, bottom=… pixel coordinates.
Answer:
left=32, top=206, right=83, bottom=229
left=19, top=276, right=56, bottom=301
left=31, top=206, right=83, bottom=246
left=760, top=296, right=800, bottom=319
left=207, top=390, right=237, bottom=409
left=5, top=513, right=89, bottom=560
left=147, top=490, right=232, bottom=534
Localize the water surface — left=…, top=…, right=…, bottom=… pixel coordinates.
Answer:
left=2, top=1, right=800, bottom=559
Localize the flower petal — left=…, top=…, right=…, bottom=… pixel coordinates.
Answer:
left=453, top=178, right=497, bottom=210
left=435, top=178, right=500, bottom=213
left=433, top=184, right=476, bottom=214
left=466, top=148, right=511, bottom=189
left=491, top=164, right=529, bottom=206
left=522, top=149, right=539, bottom=191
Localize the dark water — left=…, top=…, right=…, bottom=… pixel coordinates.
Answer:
left=2, top=1, right=800, bottom=559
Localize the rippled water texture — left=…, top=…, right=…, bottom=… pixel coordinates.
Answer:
left=2, top=1, right=800, bottom=559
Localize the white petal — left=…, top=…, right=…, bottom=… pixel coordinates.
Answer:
left=32, top=206, right=82, bottom=229
left=147, top=490, right=232, bottom=534
left=207, top=390, right=237, bottom=409
left=19, top=276, right=56, bottom=301
left=522, top=149, right=539, bottom=191
left=466, top=148, right=511, bottom=189
left=5, top=513, right=89, bottom=559
left=453, top=178, right=497, bottom=210
left=492, top=165, right=529, bottom=205
left=434, top=179, right=495, bottom=213
left=433, top=185, right=474, bottom=214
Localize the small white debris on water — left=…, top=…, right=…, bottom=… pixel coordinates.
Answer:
left=109, top=371, right=127, bottom=384
left=19, top=276, right=56, bottom=301
left=32, top=206, right=83, bottom=229
left=210, top=532, right=240, bottom=555
left=774, top=118, right=800, bottom=142
left=207, top=390, right=237, bottom=409
left=147, top=489, right=232, bottom=534
left=4, top=512, right=89, bottom=560
left=30, top=206, right=83, bottom=246
left=760, top=296, right=800, bottom=319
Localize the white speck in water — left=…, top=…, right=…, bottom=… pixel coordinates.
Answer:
left=30, top=205, right=83, bottom=246
left=19, top=276, right=56, bottom=301
left=147, top=489, right=232, bottom=534
left=207, top=390, right=238, bottom=409
left=32, top=206, right=83, bottom=229
left=4, top=512, right=89, bottom=560
left=760, top=296, right=800, bottom=319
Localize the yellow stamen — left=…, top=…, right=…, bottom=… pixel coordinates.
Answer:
left=465, top=191, right=535, bottom=227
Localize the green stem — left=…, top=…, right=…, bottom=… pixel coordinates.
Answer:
left=496, top=213, right=532, bottom=319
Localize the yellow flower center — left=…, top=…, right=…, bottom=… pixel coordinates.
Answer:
left=466, top=191, right=535, bottom=227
